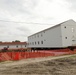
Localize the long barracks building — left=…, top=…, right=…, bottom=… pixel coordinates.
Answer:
left=28, top=19, right=76, bottom=50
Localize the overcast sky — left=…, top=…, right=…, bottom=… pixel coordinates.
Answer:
left=0, top=0, right=76, bottom=42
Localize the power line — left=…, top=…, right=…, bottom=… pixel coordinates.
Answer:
left=0, top=19, right=52, bottom=25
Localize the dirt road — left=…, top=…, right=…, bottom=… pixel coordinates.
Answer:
left=0, top=54, right=76, bottom=75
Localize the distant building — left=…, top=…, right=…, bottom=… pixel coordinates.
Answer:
left=0, top=42, right=27, bottom=50
left=28, top=19, right=76, bottom=49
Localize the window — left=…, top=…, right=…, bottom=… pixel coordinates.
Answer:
left=72, top=40, right=75, bottom=41
left=65, top=37, right=67, bottom=39
left=38, top=41, right=39, bottom=44
left=7, top=46, right=9, bottom=48
left=35, top=42, right=36, bottom=45
left=72, top=28, right=74, bottom=32
left=64, top=26, right=66, bottom=28
left=16, top=45, right=18, bottom=48
left=41, top=41, right=43, bottom=44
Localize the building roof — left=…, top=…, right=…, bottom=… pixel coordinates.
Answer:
left=0, top=42, right=27, bottom=45
left=28, top=19, right=75, bottom=37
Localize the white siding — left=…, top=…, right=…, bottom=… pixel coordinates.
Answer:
left=28, top=25, right=62, bottom=48
left=42, top=25, right=62, bottom=48
left=28, top=19, right=76, bottom=48
left=61, top=20, right=76, bottom=47
left=0, top=44, right=27, bottom=50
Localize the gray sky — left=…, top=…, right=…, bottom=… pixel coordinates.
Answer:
left=0, top=0, right=76, bottom=42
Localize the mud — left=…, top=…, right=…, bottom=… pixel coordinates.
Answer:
left=0, top=55, right=76, bottom=75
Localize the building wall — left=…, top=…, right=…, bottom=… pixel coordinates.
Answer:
left=28, top=25, right=62, bottom=48
left=61, top=20, right=76, bottom=47
left=28, top=20, right=76, bottom=48
left=0, top=44, right=27, bottom=50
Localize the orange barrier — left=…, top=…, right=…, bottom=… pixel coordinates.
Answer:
left=13, top=52, right=22, bottom=60
left=0, top=49, right=76, bottom=61
left=0, top=52, right=12, bottom=61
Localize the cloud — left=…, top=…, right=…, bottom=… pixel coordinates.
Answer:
left=0, top=0, right=55, bottom=42
left=0, top=0, right=76, bottom=42
left=17, top=26, right=31, bottom=36
left=66, top=0, right=76, bottom=12
left=0, top=0, right=38, bottom=21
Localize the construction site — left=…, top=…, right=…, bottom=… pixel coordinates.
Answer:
left=0, top=52, right=76, bottom=75
left=0, top=19, right=76, bottom=75
left=0, top=0, right=76, bottom=74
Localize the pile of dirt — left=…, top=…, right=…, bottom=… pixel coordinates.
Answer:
left=0, top=55, right=76, bottom=75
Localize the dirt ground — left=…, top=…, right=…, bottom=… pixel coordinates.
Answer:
left=0, top=54, right=76, bottom=75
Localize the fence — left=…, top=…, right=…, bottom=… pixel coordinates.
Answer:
left=0, top=49, right=76, bottom=61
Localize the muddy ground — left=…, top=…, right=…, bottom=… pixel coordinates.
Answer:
left=0, top=55, right=76, bottom=75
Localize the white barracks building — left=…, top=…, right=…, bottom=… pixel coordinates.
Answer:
left=0, top=42, right=27, bottom=50
left=28, top=19, right=76, bottom=49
